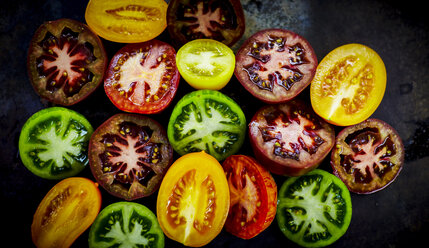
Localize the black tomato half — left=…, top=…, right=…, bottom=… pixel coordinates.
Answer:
left=235, top=29, right=317, bottom=103
left=331, top=118, right=405, bottom=194
left=167, top=0, right=245, bottom=47
left=89, top=113, right=173, bottom=200
left=248, top=100, right=335, bottom=176
left=27, top=18, right=107, bottom=105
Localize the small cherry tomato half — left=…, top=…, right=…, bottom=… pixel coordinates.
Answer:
left=310, top=43, right=387, bottom=126
left=27, top=18, right=107, bottom=105
left=156, top=151, right=230, bottom=247
left=235, top=29, right=318, bottom=103
left=222, top=155, right=277, bottom=239
left=104, top=40, right=180, bottom=114
left=85, top=0, right=168, bottom=43
left=32, top=177, right=102, bottom=248
left=89, top=113, right=173, bottom=201
left=176, top=39, right=235, bottom=90
left=167, top=0, right=245, bottom=47
left=331, top=118, right=405, bottom=194
left=248, top=100, right=335, bottom=177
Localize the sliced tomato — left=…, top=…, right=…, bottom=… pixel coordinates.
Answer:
left=85, top=0, right=168, bottom=43
left=27, top=18, right=107, bottom=106
left=156, top=151, right=229, bottom=247
left=176, top=39, right=235, bottom=90
left=222, top=155, right=277, bottom=239
left=104, top=40, right=180, bottom=114
left=310, top=43, right=386, bottom=126
left=31, top=177, right=102, bottom=248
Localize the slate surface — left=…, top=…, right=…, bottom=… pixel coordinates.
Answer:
left=1, top=0, right=428, bottom=247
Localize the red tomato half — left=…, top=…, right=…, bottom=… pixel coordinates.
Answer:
left=104, top=40, right=180, bottom=114
left=222, top=155, right=277, bottom=239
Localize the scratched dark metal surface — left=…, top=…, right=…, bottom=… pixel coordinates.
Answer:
left=1, top=0, right=428, bottom=247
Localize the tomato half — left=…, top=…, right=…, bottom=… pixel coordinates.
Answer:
left=222, top=155, right=277, bottom=239
left=27, top=18, right=107, bottom=106
left=176, top=39, right=235, bottom=90
left=85, top=0, right=168, bottom=43
left=310, top=43, right=386, bottom=126
left=32, top=177, right=102, bottom=248
left=19, top=107, right=93, bottom=180
left=104, top=40, right=180, bottom=114
left=89, top=113, right=173, bottom=201
left=166, top=0, right=245, bottom=47
left=156, top=151, right=230, bottom=247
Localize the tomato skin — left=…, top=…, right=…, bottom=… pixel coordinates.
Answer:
left=310, top=43, right=386, bottom=126
left=31, top=177, right=101, bottom=248
left=156, top=151, right=229, bottom=247
left=222, top=155, right=277, bottom=239
left=104, top=40, right=180, bottom=114
left=85, top=0, right=167, bottom=43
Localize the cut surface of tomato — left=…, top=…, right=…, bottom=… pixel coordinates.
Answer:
left=104, top=40, right=180, bottom=114
left=235, top=29, right=318, bottom=103
left=167, top=0, right=245, bottom=47
left=248, top=100, right=335, bottom=176
left=27, top=18, right=107, bottom=105
left=19, top=107, right=93, bottom=179
left=310, top=43, right=386, bottom=126
left=277, top=169, right=352, bottom=247
left=89, top=113, right=173, bottom=200
left=156, top=151, right=230, bottom=247
left=176, top=39, right=235, bottom=90
left=331, top=118, right=404, bottom=194
left=222, top=155, right=277, bottom=239
left=32, top=177, right=101, bottom=248
left=85, top=0, right=168, bottom=43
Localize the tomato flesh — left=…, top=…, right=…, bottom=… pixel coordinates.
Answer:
left=331, top=118, right=405, bottom=194
left=157, top=151, right=230, bottom=247
left=277, top=169, right=352, bottom=247
left=85, top=0, right=167, bottom=43
left=249, top=100, right=335, bottom=176
left=167, top=0, right=245, bottom=47
left=27, top=18, right=107, bottom=105
left=104, top=40, right=180, bottom=114
left=89, top=202, right=164, bottom=248
left=222, top=155, right=277, bottom=239
left=235, top=29, right=318, bottom=103
left=32, top=177, right=101, bottom=248
left=89, top=113, right=173, bottom=200
left=176, top=39, right=235, bottom=90
left=310, top=43, right=386, bottom=126
left=19, top=107, right=93, bottom=179
left=167, top=90, right=246, bottom=161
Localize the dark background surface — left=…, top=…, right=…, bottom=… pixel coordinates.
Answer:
left=1, top=0, right=428, bottom=247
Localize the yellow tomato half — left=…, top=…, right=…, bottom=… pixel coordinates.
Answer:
left=310, top=43, right=386, bottom=126
left=31, top=177, right=102, bottom=248
left=85, top=0, right=167, bottom=43
left=156, top=151, right=230, bottom=247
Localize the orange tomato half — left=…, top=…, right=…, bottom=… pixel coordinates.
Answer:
left=310, top=43, right=386, bottom=126
left=32, top=177, right=102, bottom=248
left=85, top=0, right=167, bottom=43
left=156, top=151, right=230, bottom=247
